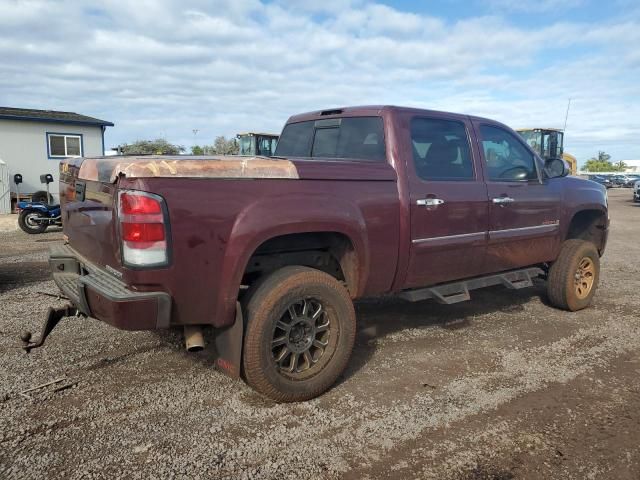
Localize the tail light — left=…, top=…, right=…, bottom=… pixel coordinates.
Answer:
left=117, top=190, right=170, bottom=267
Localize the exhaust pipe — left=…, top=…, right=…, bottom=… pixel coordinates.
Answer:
left=184, top=326, right=204, bottom=352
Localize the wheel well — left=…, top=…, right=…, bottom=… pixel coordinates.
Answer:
left=566, top=210, right=607, bottom=253
left=242, top=232, right=358, bottom=296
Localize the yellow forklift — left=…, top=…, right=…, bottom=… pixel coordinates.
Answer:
left=236, top=132, right=279, bottom=157
left=517, top=128, right=578, bottom=175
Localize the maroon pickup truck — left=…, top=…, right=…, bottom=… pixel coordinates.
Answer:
left=33, top=106, right=608, bottom=402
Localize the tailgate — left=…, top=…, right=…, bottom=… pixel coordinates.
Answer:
left=59, top=158, right=122, bottom=269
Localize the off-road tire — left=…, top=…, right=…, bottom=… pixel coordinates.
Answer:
left=242, top=266, right=356, bottom=402
left=547, top=239, right=600, bottom=311
left=18, top=210, right=47, bottom=234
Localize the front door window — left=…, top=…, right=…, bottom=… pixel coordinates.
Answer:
left=480, top=125, right=538, bottom=181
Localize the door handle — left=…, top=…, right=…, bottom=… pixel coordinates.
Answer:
left=492, top=196, right=515, bottom=205
left=416, top=198, right=445, bottom=207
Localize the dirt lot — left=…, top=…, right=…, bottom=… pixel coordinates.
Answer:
left=0, top=189, right=638, bottom=479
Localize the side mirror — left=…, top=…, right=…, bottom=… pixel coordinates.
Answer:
left=40, top=173, right=54, bottom=184
left=13, top=173, right=22, bottom=185
left=544, top=158, right=568, bottom=179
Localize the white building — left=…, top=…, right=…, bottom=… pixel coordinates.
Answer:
left=0, top=107, right=113, bottom=210
left=622, top=160, right=640, bottom=173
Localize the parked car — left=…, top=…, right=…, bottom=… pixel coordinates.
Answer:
left=625, top=175, right=640, bottom=188
left=612, top=174, right=640, bottom=187
left=588, top=175, right=613, bottom=189
left=611, top=175, right=626, bottom=187
left=634, top=179, right=640, bottom=202
left=34, top=105, right=609, bottom=402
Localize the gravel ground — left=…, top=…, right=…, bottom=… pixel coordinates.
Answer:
left=0, top=189, right=639, bottom=479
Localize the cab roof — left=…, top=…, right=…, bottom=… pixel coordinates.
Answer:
left=237, top=132, right=279, bottom=137
left=516, top=127, right=564, bottom=133
left=286, top=105, right=496, bottom=125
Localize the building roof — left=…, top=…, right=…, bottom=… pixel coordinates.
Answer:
left=0, top=106, right=114, bottom=127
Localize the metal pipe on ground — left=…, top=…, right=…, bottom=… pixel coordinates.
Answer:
left=184, top=326, right=204, bottom=352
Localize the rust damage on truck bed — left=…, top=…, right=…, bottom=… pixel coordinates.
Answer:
left=63, top=155, right=299, bottom=183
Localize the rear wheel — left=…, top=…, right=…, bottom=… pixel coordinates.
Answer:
left=547, top=239, right=600, bottom=311
left=242, top=266, right=356, bottom=402
left=18, top=210, right=47, bottom=234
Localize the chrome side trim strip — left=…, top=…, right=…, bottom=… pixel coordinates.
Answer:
left=489, top=222, right=559, bottom=236
left=412, top=222, right=560, bottom=245
left=412, top=231, right=486, bottom=245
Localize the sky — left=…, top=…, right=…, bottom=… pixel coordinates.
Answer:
left=1, top=0, right=639, bottom=165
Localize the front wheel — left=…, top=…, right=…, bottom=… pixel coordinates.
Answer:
left=547, top=239, right=600, bottom=311
left=18, top=210, right=47, bottom=234
left=242, top=266, right=356, bottom=402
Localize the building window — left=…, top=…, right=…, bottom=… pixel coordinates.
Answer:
left=48, top=134, right=82, bottom=157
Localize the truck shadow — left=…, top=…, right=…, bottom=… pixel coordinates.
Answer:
left=0, top=261, right=51, bottom=293
left=339, top=281, right=547, bottom=384
left=152, top=281, right=547, bottom=395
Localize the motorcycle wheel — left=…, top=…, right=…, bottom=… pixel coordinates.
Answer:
left=18, top=210, right=47, bottom=234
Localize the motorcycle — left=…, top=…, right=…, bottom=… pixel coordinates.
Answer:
left=15, top=173, right=62, bottom=234
left=18, top=201, right=61, bottom=234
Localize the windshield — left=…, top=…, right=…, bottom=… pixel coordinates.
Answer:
left=238, top=136, right=254, bottom=155
left=257, top=136, right=277, bottom=156
left=542, top=131, right=563, bottom=159
left=519, top=130, right=542, bottom=154
left=518, top=130, right=563, bottom=159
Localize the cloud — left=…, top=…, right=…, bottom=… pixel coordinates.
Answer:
left=486, top=0, right=584, bottom=13
left=0, top=0, right=638, bottom=163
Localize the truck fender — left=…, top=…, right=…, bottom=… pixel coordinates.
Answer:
left=211, top=194, right=370, bottom=331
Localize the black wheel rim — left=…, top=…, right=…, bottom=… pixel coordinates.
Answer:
left=271, top=298, right=330, bottom=376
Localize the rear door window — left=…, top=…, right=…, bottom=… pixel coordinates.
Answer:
left=410, top=117, right=474, bottom=181
left=275, top=117, right=386, bottom=161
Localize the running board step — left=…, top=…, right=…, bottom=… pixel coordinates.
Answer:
left=399, top=267, right=544, bottom=304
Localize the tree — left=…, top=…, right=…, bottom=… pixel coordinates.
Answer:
left=121, top=139, right=184, bottom=155
left=212, top=136, right=239, bottom=155
left=190, top=136, right=239, bottom=155
left=614, top=160, right=628, bottom=171
left=583, top=159, right=615, bottom=172
left=583, top=151, right=627, bottom=172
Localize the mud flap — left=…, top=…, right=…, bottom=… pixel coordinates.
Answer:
left=213, top=301, right=244, bottom=378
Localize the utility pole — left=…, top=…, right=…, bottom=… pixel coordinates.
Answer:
left=563, top=98, right=572, bottom=132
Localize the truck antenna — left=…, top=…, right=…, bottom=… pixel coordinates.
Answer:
left=563, top=98, right=572, bottom=132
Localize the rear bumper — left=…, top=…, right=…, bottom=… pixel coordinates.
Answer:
left=49, top=244, right=171, bottom=330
